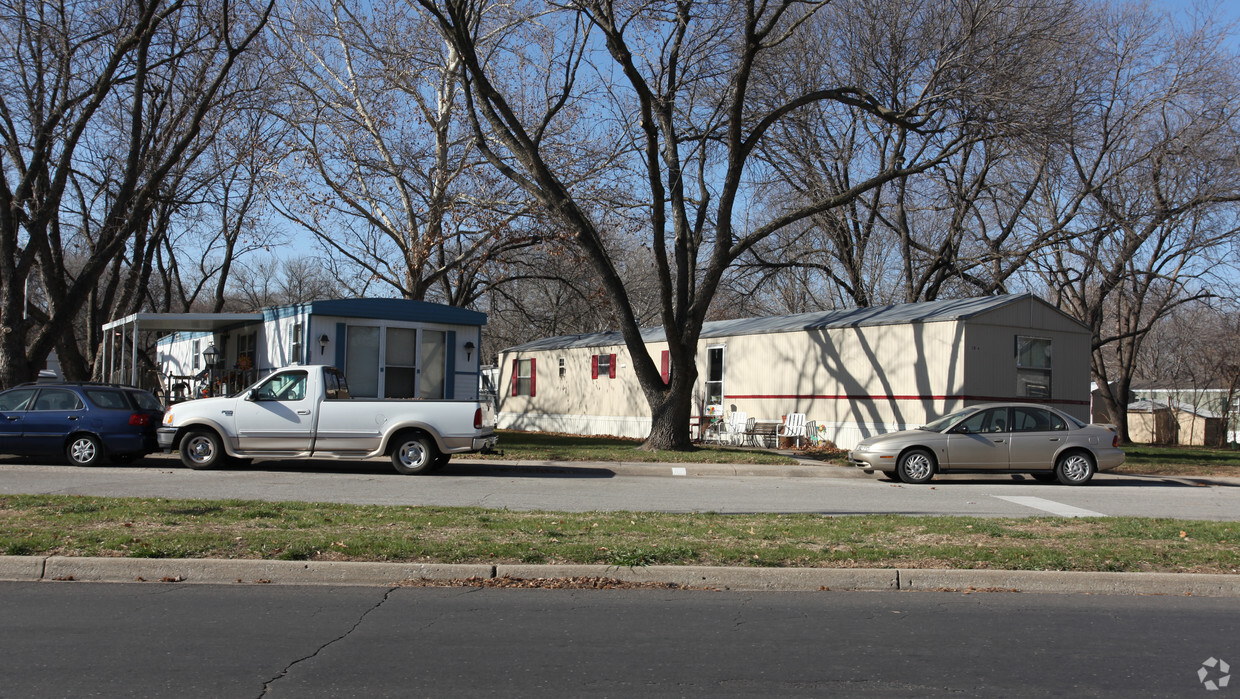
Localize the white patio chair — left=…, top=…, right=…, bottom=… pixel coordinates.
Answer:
left=778, top=412, right=808, bottom=448
left=725, top=410, right=748, bottom=446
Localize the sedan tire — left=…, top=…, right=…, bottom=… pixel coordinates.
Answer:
left=1055, top=451, right=1095, bottom=485
left=66, top=435, right=106, bottom=466
left=180, top=430, right=225, bottom=470
left=897, top=448, right=936, bottom=484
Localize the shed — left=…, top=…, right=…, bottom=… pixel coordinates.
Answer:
left=111, top=298, right=486, bottom=401
left=1127, top=399, right=1225, bottom=447
left=496, top=294, right=1092, bottom=449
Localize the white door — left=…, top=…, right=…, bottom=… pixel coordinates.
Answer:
left=233, top=370, right=314, bottom=453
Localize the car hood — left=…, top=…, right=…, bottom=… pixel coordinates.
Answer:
left=854, top=428, right=937, bottom=450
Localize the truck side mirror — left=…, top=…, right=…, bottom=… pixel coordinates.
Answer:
left=245, top=389, right=257, bottom=401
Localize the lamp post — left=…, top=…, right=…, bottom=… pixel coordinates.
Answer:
left=202, top=344, right=219, bottom=397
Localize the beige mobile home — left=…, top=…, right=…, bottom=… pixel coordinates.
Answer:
left=497, top=294, right=1092, bottom=449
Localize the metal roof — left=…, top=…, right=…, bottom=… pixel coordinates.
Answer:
left=504, top=294, right=1038, bottom=353
left=103, top=312, right=264, bottom=333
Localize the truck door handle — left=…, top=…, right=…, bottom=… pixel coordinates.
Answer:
left=297, top=410, right=311, bottom=415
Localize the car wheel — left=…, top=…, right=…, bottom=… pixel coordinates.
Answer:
left=1055, top=451, right=1095, bottom=485
left=66, top=435, right=106, bottom=466
left=897, top=449, right=935, bottom=484
left=391, top=434, right=437, bottom=475
left=180, top=430, right=224, bottom=470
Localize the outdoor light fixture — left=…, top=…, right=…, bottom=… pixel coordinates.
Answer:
left=319, top=334, right=330, bottom=355
left=202, top=343, right=219, bottom=365
left=464, top=341, right=476, bottom=361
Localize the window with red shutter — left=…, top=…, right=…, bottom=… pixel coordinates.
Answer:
left=591, top=354, right=599, bottom=379
left=529, top=358, right=537, bottom=396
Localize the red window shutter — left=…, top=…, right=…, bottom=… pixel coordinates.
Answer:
left=511, top=359, right=519, bottom=396
left=660, top=350, right=670, bottom=384
left=591, top=355, right=599, bottom=380
left=608, top=353, right=617, bottom=379
left=529, top=358, right=537, bottom=397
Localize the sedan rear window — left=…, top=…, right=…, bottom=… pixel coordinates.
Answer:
left=127, top=391, right=163, bottom=411
left=85, top=389, right=130, bottom=410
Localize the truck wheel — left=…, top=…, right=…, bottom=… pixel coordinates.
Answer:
left=181, top=430, right=224, bottom=470
left=391, top=434, right=437, bottom=475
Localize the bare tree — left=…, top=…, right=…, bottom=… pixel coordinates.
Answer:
left=1034, top=3, right=1240, bottom=441
left=269, top=0, right=538, bottom=306
left=0, top=0, right=275, bottom=386
left=417, top=0, right=1090, bottom=450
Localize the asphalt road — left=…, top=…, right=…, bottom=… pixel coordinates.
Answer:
left=1, top=581, right=1235, bottom=697
left=1, top=455, right=1237, bottom=520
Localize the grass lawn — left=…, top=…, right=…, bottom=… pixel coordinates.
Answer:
left=1, top=495, right=1236, bottom=574
left=477, top=430, right=800, bottom=465
left=1115, top=445, right=1240, bottom=477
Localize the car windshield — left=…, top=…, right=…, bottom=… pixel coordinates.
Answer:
left=919, top=408, right=978, bottom=432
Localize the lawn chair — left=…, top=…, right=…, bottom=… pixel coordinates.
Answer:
left=778, top=412, right=807, bottom=448
left=804, top=420, right=819, bottom=447
left=725, top=410, right=748, bottom=446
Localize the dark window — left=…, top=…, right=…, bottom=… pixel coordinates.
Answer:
left=1016, top=336, right=1052, bottom=398
left=85, top=390, right=129, bottom=410
left=33, top=389, right=83, bottom=411
left=957, top=407, right=1009, bottom=434
left=0, top=388, right=36, bottom=411
left=1012, top=407, right=1068, bottom=432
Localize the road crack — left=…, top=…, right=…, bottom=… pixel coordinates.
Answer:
left=257, top=587, right=395, bottom=698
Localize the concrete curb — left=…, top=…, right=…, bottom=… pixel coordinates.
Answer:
left=2, top=556, right=1236, bottom=596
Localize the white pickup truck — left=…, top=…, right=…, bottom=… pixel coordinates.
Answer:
left=157, top=365, right=498, bottom=474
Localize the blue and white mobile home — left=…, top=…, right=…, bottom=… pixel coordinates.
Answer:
left=149, top=299, right=486, bottom=400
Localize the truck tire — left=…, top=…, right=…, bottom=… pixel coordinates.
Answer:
left=391, top=434, right=437, bottom=475
left=181, top=429, right=225, bottom=470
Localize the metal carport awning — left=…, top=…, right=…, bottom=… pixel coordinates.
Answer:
left=101, top=312, right=263, bottom=386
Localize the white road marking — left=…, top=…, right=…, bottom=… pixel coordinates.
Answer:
left=671, top=467, right=687, bottom=476
left=992, top=495, right=1106, bottom=518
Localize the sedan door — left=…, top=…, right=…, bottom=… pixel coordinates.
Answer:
left=0, top=388, right=37, bottom=453
left=21, top=388, right=86, bottom=454
left=944, top=407, right=1011, bottom=470
left=1008, top=407, right=1071, bottom=471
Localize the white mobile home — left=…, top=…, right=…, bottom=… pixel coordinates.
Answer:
left=496, top=294, right=1091, bottom=449
left=110, top=299, right=485, bottom=401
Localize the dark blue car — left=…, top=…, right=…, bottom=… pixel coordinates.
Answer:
left=0, top=383, right=165, bottom=465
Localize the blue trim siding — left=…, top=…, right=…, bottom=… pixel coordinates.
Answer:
left=264, top=298, right=486, bottom=326
left=445, top=331, right=456, bottom=399
left=334, top=322, right=346, bottom=369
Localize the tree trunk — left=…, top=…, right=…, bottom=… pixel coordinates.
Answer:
left=641, top=366, right=698, bottom=451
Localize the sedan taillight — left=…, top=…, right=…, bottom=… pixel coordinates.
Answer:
left=1112, top=434, right=1120, bottom=448
left=129, top=413, right=151, bottom=427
